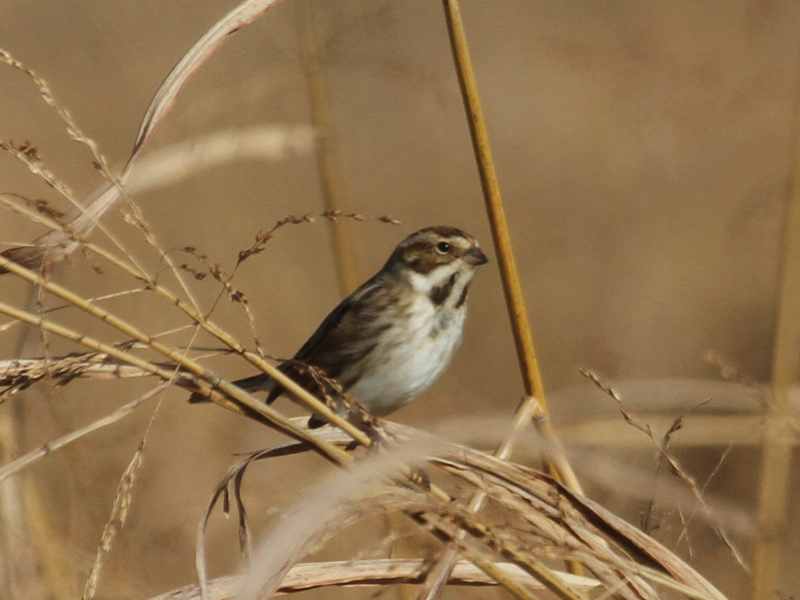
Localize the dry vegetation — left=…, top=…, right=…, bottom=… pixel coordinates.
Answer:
left=0, top=1, right=798, bottom=599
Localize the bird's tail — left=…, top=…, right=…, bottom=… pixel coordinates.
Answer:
left=187, top=373, right=275, bottom=404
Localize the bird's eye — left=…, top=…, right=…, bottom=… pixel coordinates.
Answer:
left=435, top=241, right=451, bottom=254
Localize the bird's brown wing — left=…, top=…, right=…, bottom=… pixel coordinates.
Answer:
left=265, top=275, right=385, bottom=404
left=188, top=276, right=387, bottom=406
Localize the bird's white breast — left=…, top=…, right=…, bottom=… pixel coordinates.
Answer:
left=345, top=263, right=472, bottom=416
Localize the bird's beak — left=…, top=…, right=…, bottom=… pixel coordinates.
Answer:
left=465, top=247, right=489, bottom=266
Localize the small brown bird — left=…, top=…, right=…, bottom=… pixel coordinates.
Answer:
left=189, top=225, right=488, bottom=425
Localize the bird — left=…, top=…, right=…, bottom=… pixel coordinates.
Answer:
left=189, top=225, right=488, bottom=426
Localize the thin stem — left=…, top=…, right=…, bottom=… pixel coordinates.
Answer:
left=297, top=1, right=362, bottom=296
left=750, top=60, right=800, bottom=600
left=439, top=0, right=580, bottom=490
left=0, top=254, right=370, bottom=453
left=417, top=4, right=586, bottom=596
left=0, top=195, right=372, bottom=444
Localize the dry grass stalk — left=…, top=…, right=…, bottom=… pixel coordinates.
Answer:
left=421, top=436, right=724, bottom=600
left=0, top=289, right=364, bottom=462
left=0, top=352, right=148, bottom=403
left=0, top=211, right=380, bottom=449
left=297, top=1, right=364, bottom=297
left=580, top=368, right=748, bottom=569
left=196, top=421, right=730, bottom=600
left=749, top=50, right=800, bottom=599
left=439, top=0, right=579, bottom=488
left=1, top=0, right=289, bottom=276
left=0, top=412, right=41, bottom=600
left=149, top=559, right=598, bottom=600
left=419, top=1, right=584, bottom=594
left=82, top=393, right=165, bottom=600
left=125, top=125, right=315, bottom=195
left=559, top=413, right=776, bottom=448
left=0, top=384, right=166, bottom=484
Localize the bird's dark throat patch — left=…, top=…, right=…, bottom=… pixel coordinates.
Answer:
left=455, top=281, right=471, bottom=308
left=430, top=273, right=458, bottom=306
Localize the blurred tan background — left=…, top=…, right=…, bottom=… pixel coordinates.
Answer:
left=0, top=1, right=798, bottom=599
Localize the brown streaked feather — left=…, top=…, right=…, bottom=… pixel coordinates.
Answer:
left=414, top=225, right=470, bottom=239
left=265, top=275, right=394, bottom=404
